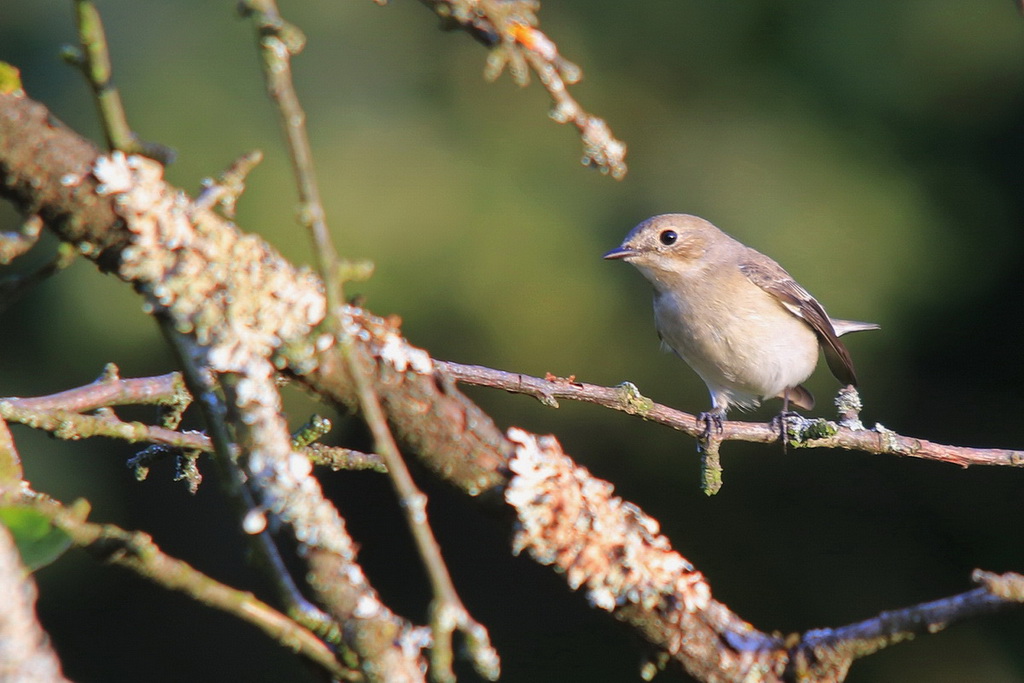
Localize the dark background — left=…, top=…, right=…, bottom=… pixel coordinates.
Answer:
left=3, top=1, right=1024, bottom=681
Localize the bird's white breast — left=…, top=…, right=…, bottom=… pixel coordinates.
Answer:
left=651, top=271, right=819, bottom=408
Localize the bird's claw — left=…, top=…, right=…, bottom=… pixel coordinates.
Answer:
left=771, top=410, right=805, bottom=452
left=697, top=411, right=724, bottom=442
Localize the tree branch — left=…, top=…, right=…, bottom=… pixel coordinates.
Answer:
left=795, top=574, right=1024, bottom=676
left=437, top=360, right=1024, bottom=468
left=3, top=89, right=1022, bottom=682
left=0, top=370, right=384, bottom=475
left=63, top=0, right=172, bottom=163
left=9, top=365, right=188, bottom=412
left=501, top=429, right=1024, bottom=682
left=12, top=491, right=354, bottom=680
left=240, top=0, right=344, bottom=320
left=409, top=0, right=628, bottom=178
left=241, top=1, right=498, bottom=674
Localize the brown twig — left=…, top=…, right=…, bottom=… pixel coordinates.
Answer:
left=412, top=0, right=627, bottom=178
left=84, top=125, right=425, bottom=678
left=436, top=360, right=1024, bottom=468
left=503, top=429, right=1024, bottom=682
left=10, top=365, right=188, bottom=412
left=341, top=339, right=500, bottom=682
left=4, top=90, right=1023, bottom=682
left=0, top=213, right=42, bottom=264
left=0, top=401, right=212, bottom=452
left=0, top=369, right=383, bottom=474
left=195, top=150, right=263, bottom=218
left=0, top=239, right=77, bottom=315
left=240, top=0, right=343, bottom=323
left=0, top=416, right=22, bottom=489
left=157, top=326, right=346, bottom=642
left=63, top=0, right=172, bottom=163
left=15, top=491, right=355, bottom=680
left=242, top=0, right=500, bottom=674
left=792, top=570, right=1024, bottom=678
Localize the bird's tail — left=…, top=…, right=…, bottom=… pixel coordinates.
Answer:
left=830, top=319, right=880, bottom=337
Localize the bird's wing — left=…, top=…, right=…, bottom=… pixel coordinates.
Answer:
left=739, top=250, right=858, bottom=386
left=779, top=384, right=815, bottom=411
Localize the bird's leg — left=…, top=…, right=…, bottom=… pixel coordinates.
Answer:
left=771, top=390, right=807, bottom=451
left=697, top=409, right=724, bottom=442
left=773, top=390, right=794, bottom=451
left=696, top=407, right=725, bottom=496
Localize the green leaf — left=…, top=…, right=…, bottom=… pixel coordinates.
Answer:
left=0, top=62, right=23, bottom=95
left=0, top=507, right=72, bottom=571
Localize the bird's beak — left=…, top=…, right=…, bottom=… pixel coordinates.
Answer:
left=603, top=245, right=635, bottom=260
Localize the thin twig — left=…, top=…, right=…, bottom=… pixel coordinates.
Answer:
left=10, top=365, right=188, bottom=412
left=195, top=150, right=264, bottom=217
left=290, top=413, right=333, bottom=449
left=698, top=436, right=722, bottom=496
left=158, top=324, right=341, bottom=638
left=0, top=401, right=212, bottom=452
left=0, top=415, right=22, bottom=485
left=343, top=340, right=500, bottom=682
left=242, top=2, right=497, bottom=676
left=798, top=578, right=1022, bottom=663
left=0, top=369, right=383, bottom=474
left=240, top=0, right=343, bottom=323
left=6, top=89, right=1023, bottom=681
left=0, top=214, right=42, bottom=264
left=305, top=442, right=388, bottom=473
left=0, top=241, right=77, bottom=315
left=437, top=360, right=1024, bottom=468
left=503, top=429, right=1024, bottom=681
left=64, top=0, right=172, bottom=163
left=412, top=0, right=627, bottom=178
left=15, top=491, right=355, bottom=680
left=67, top=0, right=133, bottom=152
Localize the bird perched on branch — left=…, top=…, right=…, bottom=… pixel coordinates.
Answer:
left=604, top=214, right=877, bottom=432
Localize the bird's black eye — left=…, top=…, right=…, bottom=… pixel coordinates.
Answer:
left=659, top=230, right=678, bottom=245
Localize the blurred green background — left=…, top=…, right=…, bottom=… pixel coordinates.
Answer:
left=3, top=1, right=1024, bottom=681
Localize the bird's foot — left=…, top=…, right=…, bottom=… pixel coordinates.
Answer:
left=697, top=411, right=724, bottom=442
left=771, top=411, right=808, bottom=452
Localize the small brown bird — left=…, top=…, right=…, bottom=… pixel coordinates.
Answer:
left=604, top=214, right=877, bottom=426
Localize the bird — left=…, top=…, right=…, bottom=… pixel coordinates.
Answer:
left=604, top=214, right=877, bottom=430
